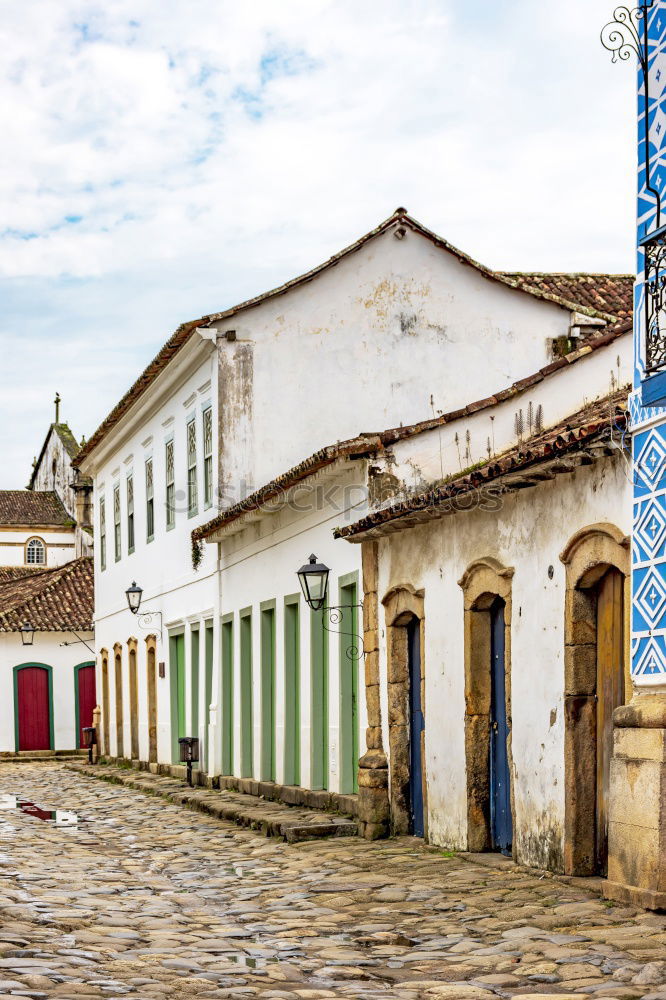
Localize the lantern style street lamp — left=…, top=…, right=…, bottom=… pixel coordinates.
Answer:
left=125, top=581, right=143, bottom=614
left=297, top=554, right=331, bottom=611
left=20, top=621, right=35, bottom=646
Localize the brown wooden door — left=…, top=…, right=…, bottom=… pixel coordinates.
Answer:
left=595, top=568, right=625, bottom=874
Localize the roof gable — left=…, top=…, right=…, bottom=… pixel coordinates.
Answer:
left=76, top=208, right=633, bottom=468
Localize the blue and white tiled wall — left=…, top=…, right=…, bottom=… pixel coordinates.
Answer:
left=632, top=2, right=666, bottom=687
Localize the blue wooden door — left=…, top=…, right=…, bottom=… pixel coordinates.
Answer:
left=490, top=599, right=512, bottom=854
left=408, top=618, right=424, bottom=837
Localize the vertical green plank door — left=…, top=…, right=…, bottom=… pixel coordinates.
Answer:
left=339, top=577, right=359, bottom=793
left=204, top=623, right=214, bottom=769
left=310, top=606, right=328, bottom=790
left=240, top=610, right=253, bottom=778
left=191, top=628, right=200, bottom=739
left=260, top=604, right=276, bottom=781
left=170, top=634, right=186, bottom=763
left=284, top=597, right=300, bottom=786
left=221, top=617, right=234, bottom=775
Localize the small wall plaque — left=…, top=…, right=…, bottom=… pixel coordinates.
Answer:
left=158, top=661, right=166, bottom=678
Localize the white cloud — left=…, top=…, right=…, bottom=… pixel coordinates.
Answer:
left=0, top=0, right=636, bottom=486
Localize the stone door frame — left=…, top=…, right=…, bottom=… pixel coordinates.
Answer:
left=560, top=522, right=630, bottom=876
left=381, top=584, right=426, bottom=838
left=146, top=634, right=158, bottom=764
left=458, top=556, right=515, bottom=854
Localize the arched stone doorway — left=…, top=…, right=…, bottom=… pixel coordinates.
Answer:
left=382, top=585, right=426, bottom=837
left=100, top=649, right=110, bottom=756
left=113, top=642, right=124, bottom=759
left=458, top=557, right=515, bottom=855
left=128, top=637, right=139, bottom=760
left=560, top=523, right=630, bottom=876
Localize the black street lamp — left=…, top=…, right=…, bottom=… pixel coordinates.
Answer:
left=20, top=621, right=35, bottom=647
left=125, top=581, right=143, bottom=614
left=297, top=554, right=331, bottom=611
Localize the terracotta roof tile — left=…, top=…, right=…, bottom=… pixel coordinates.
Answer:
left=0, top=557, right=93, bottom=632
left=498, top=272, right=633, bottom=322
left=0, top=491, right=72, bottom=527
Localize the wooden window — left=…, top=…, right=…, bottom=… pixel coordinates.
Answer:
left=99, top=496, right=106, bottom=571
left=165, top=439, right=175, bottom=530
left=113, top=484, right=121, bottom=561
left=187, top=417, right=197, bottom=517
left=203, top=406, right=213, bottom=509
left=126, top=473, right=134, bottom=554
left=25, top=537, right=45, bottom=566
left=145, top=458, right=154, bottom=542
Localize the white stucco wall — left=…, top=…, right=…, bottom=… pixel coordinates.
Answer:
left=217, top=462, right=368, bottom=793
left=372, top=455, right=631, bottom=869
left=0, top=528, right=76, bottom=568
left=89, top=340, right=219, bottom=766
left=0, top=632, right=95, bottom=752
left=214, top=226, right=576, bottom=500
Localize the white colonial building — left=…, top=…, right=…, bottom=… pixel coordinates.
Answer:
left=0, top=399, right=95, bottom=754
left=76, top=209, right=634, bottom=848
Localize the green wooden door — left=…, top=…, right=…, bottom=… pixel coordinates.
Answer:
left=339, top=576, right=359, bottom=793
left=284, top=596, right=300, bottom=786
left=221, top=617, right=234, bottom=775
left=311, top=606, right=328, bottom=790
left=261, top=604, right=276, bottom=781
left=204, top=622, right=214, bottom=770
left=169, top=634, right=186, bottom=763
left=240, top=609, right=253, bottom=778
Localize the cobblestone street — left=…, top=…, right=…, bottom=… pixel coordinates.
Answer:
left=0, top=765, right=663, bottom=1000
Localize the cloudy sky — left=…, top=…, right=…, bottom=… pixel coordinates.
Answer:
left=0, top=0, right=636, bottom=488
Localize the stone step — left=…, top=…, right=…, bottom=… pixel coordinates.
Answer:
left=0, top=750, right=87, bottom=763
left=65, top=762, right=359, bottom=843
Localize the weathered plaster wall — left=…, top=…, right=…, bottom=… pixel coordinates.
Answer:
left=374, top=457, right=631, bottom=869
left=0, top=632, right=95, bottom=751
left=214, top=226, right=576, bottom=498
left=383, top=333, right=631, bottom=491
left=31, top=427, right=77, bottom=518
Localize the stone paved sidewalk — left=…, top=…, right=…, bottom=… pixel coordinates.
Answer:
left=63, top=762, right=358, bottom=843
left=0, top=763, right=664, bottom=1000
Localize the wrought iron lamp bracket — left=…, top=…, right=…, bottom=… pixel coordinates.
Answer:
left=321, top=604, right=365, bottom=661
left=137, top=610, right=163, bottom=638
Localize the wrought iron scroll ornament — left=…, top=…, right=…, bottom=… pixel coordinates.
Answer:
left=645, top=232, right=666, bottom=373
left=600, top=5, right=647, bottom=70
left=322, top=604, right=365, bottom=661
left=137, top=610, right=163, bottom=635
left=601, top=3, right=661, bottom=231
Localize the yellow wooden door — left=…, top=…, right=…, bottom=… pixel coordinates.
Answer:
left=595, top=568, right=625, bottom=874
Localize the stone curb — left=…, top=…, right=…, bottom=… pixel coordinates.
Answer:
left=64, top=761, right=359, bottom=843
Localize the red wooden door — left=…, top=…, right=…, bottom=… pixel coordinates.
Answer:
left=77, top=665, right=96, bottom=748
left=16, top=667, right=51, bottom=751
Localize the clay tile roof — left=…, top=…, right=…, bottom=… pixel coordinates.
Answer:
left=497, top=272, right=633, bottom=322
left=0, top=557, right=94, bottom=632
left=336, top=390, right=629, bottom=541
left=0, top=491, right=72, bottom=527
